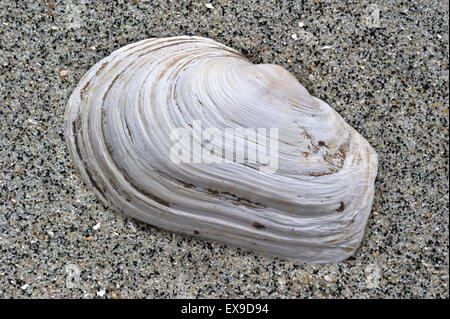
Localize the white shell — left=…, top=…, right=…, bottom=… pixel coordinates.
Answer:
left=64, top=36, right=378, bottom=263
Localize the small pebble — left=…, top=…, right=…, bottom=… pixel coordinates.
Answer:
left=93, top=222, right=101, bottom=230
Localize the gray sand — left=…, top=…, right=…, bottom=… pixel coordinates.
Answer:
left=0, top=0, right=448, bottom=298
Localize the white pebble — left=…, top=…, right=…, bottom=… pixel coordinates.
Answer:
left=21, top=284, right=29, bottom=290
left=205, top=3, right=214, bottom=9
left=93, top=222, right=101, bottom=230
left=298, top=22, right=304, bottom=28
left=291, top=33, right=298, bottom=40
left=97, top=289, right=106, bottom=297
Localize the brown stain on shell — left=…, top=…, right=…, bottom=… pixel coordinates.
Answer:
left=252, top=222, right=266, bottom=229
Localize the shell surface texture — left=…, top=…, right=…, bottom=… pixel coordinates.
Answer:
left=65, top=36, right=378, bottom=263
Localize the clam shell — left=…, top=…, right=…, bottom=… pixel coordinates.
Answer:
left=64, top=36, right=378, bottom=263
